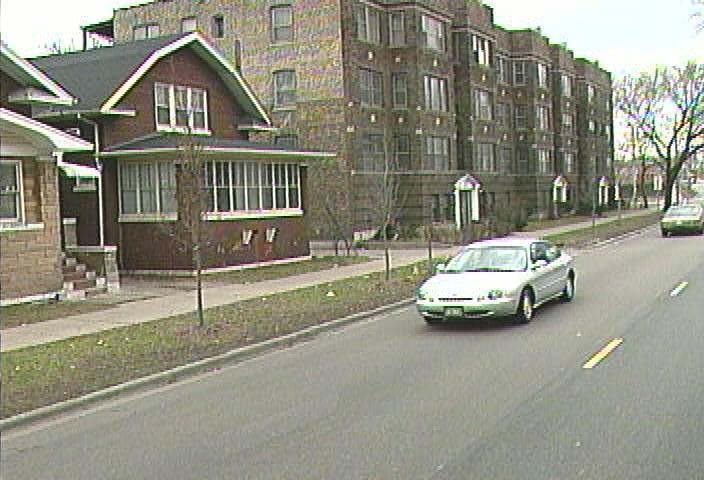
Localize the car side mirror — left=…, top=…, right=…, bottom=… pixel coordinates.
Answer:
left=532, top=259, right=548, bottom=270
left=435, top=263, right=446, bottom=273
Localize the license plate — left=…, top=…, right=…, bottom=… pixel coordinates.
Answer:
left=445, top=307, right=464, bottom=317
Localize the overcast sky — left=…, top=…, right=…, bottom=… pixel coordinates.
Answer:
left=0, top=0, right=702, bottom=75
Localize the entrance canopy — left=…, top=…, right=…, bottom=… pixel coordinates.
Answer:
left=57, top=160, right=100, bottom=179
left=454, top=174, right=481, bottom=191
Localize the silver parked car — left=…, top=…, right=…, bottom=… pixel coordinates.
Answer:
left=416, top=237, right=576, bottom=325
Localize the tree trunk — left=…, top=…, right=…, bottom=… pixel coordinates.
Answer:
left=426, top=225, right=433, bottom=275
left=195, top=245, right=204, bottom=328
left=638, top=160, right=648, bottom=208
left=383, top=220, right=390, bottom=281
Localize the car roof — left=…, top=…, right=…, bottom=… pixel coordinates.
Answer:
left=460, top=237, right=543, bottom=249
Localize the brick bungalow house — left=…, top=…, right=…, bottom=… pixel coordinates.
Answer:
left=31, top=32, right=333, bottom=273
left=1, top=42, right=94, bottom=305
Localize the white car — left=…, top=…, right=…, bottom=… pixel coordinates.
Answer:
left=416, top=237, right=576, bottom=325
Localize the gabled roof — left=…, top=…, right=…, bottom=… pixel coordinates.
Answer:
left=0, top=107, right=92, bottom=152
left=0, top=42, right=75, bottom=106
left=30, top=32, right=270, bottom=125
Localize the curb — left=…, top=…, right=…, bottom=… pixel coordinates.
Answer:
left=0, top=298, right=415, bottom=432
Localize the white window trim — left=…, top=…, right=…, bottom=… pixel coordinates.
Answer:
left=154, top=83, right=210, bottom=134
left=389, top=11, right=405, bottom=46
left=421, top=14, right=445, bottom=52
left=537, top=62, right=549, bottom=89
left=118, top=161, right=177, bottom=216
left=0, top=160, right=24, bottom=226
left=424, top=74, right=448, bottom=112
left=181, top=17, right=197, bottom=33
left=273, top=70, right=297, bottom=108
left=271, top=4, right=294, bottom=44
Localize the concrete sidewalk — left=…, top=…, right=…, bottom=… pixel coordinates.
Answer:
left=0, top=207, right=658, bottom=352
left=1, top=247, right=457, bottom=352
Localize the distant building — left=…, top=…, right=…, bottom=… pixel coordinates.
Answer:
left=83, top=0, right=614, bottom=238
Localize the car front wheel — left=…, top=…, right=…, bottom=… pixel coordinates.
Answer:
left=561, top=274, right=575, bottom=302
left=514, top=289, right=534, bottom=325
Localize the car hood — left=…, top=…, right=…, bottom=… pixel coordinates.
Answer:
left=420, top=271, right=528, bottom=296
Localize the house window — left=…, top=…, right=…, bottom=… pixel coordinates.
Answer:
left=394, top=134, right=410, bottom=170
left=423, top=75, right=447, bottom=112
left=275, top=134, right=298, bottom=148
left=564, top=152, right=576, bottom=174
left=473, top=89, right=493, bottom=120
left=537, top=149, right=553, bottom=174
left=587, top=84, right=595, bottom=103
left=431, top=194, right=441, bottom=222
left=201, top=161, right=302, bottom=213
left=513, top=61, right=526, bottom=85
left=133, top=23, right=160, bottom=40
left=273, top=70, right=296, bottom=107
left=389, top=11, right=405, bottom=46
left=181, top=17, right=197, bottom=33
left=154, top=83, right=209, bottom=132
left=535, top=105, right=551, bottom=131
left=561, top=74, right=573, bottom=97
left=360, top=68, right=383, bottom=107
left=421, top=14, right=445, bottom=52
left=516, top=148, right=529, bottom=173
left=445, top=193, right=455, bottom=221
left=561, top=113, right=574, bottom=134
left=496, top=102, right=510, bottom=128
left=391, top=73, right=407, bottom=108
left=357, top=3, right=381, bottom=44
left=212, top=15, right=225, bottom=38
left=499, top=147, right=513, bottom=173
left=475, top=143, right=496, bottom=172
left=515, top=104, right=528, bottom=129
left=426, top=136, right=449, bottom=170
left=471, top=34, right=492, bottom=66
left=537, top=62, right=549, bottom=89
left=119, top=162, right=176, bottom=215
left=361, top=133, right=385, bottom=171
left=496, top=55, right=510, bottom=84
left=271, top=5, right=293, bottom=43
left=0, top=161, right=22, bottom=224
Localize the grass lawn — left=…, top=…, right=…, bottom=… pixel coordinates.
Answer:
left=0, top=255, right=370, bottom=330
left=1, top=262, right=427, bottom=419
left=543, top=211, right=661, bottom=246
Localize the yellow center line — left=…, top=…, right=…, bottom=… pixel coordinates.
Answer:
left=583, top=337, right=623, bottom=369
left=670, top=281, right=689, bottom=297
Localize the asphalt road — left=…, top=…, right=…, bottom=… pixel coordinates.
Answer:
left=2, top=228, right=703, bottom=480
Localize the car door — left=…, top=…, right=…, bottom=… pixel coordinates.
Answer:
left=529, top=242, right=553, bottom=303
left=544, top=243, right=569, bottom=298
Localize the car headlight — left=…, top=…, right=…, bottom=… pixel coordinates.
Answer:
left=417, top=288, right=434, bottom=301
left=487, top=289, right=505, bottom=300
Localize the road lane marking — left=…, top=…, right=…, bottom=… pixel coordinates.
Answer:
left=670, top=281, right=689, bottom=297
left=583, top=338, right=623, bottom=369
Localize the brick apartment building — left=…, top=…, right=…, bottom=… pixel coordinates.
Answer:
left=84, top=0, right=614, bottom=238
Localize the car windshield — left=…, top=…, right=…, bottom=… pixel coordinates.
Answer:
left=665, top=206, right=702, bottom=217
left=443, top=246, right=528, bottom=273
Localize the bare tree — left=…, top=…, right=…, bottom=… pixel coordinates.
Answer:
left=693, top=0, right=704, bottom=32
left=614, top=62, right=704, bottom=211
left=365, top=133, right=405, bottom=281
left=165, top=134, right=208, bottom=327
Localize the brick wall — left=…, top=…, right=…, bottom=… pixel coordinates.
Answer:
left=0, top=160, right=63, bottom=301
